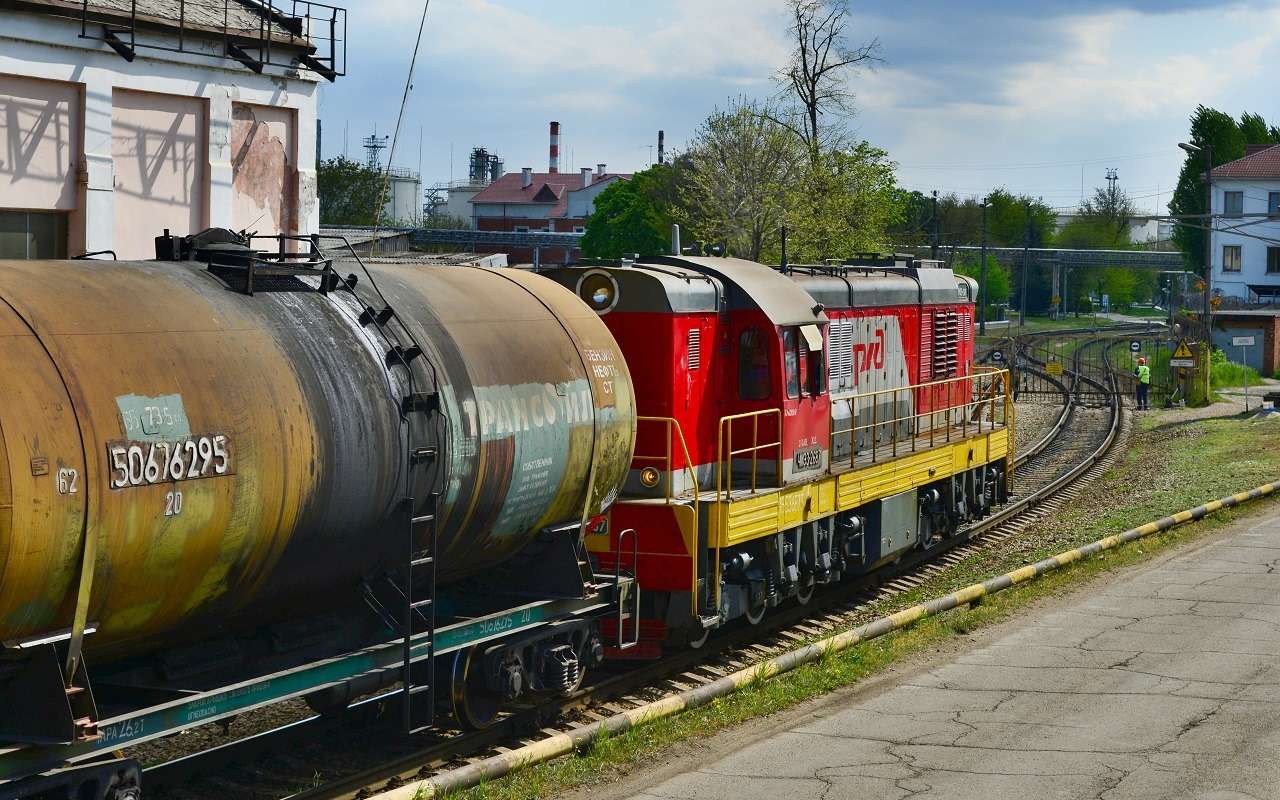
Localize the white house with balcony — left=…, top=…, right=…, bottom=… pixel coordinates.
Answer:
left=1209, top=144, right=1280, bottom=302
left=0, top=0, right=345, bottom=261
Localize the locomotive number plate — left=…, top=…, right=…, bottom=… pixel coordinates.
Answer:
left=106, top=434, right=232, bottom=489
left=793, top=446, right=822, bottom=472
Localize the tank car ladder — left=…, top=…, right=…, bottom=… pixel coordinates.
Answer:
left=318, top=239, right=440, bottom=734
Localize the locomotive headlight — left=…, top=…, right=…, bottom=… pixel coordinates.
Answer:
left=640, top=467, right=660, bottom=488
left=576, top=270, right=619, bottom=314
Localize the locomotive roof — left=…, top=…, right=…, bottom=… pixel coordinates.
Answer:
left=645, top=256, right=828, bottom=327
left=787, top=267, right=976, bottom=309
left=542, top=263, right=722, bottom=313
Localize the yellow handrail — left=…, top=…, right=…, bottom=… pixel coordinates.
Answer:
left=627, top=416, right=702, bottom=618
left=715, top=408, right=783, bottom=502
left=830, top=369, right=1011, bottom=470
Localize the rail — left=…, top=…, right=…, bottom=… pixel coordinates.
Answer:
left=625, top=416, right=702, bottom=618
left=830, top=369, right=1012, bottom=470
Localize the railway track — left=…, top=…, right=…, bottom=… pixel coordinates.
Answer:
left=143, top=332, right=1129, bottom=800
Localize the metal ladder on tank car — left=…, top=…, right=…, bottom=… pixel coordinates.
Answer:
left=304, top=236, right=443, bottom=734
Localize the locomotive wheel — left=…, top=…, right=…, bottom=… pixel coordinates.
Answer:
left=795, top=580, right=815, bottom=605
left=449, top=646, right=503, bottom=730
left=745, top=601, right=767, bottom=625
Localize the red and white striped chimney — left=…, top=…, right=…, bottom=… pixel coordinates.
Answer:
left=548, top=121, right=560, bottom=174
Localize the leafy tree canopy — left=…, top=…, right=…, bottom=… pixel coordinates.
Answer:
left=318, top=156, right=386, bottom=227
left=580, top=165, right=680, bottom=259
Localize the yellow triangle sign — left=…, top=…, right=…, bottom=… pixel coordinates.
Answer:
left=1173, top=340, right=1193, bottom=359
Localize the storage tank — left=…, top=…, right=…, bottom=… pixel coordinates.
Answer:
left=0, top=257, right=635, bottom=658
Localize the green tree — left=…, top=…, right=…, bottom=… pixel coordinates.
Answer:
left=1169, top=107, right=1280, bottom=269
left=580, top=165, right=679, bottom=258
left=317, top=156, right=385, bottom=226
left=682, top=99, right=803, bottom=261
left=954, top=254, right=1009, bottom=315
left=784, top=142, right=900, bottom=261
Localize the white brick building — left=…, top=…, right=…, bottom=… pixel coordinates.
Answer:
left=0, top=0, right=344, bottom=260
left=1209, top=145, right=1280, bottom=302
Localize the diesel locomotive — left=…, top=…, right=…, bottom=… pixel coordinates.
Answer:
left=0, top=234, right=1011, bottom=799
left=546, top=253, right=1012, bottom=654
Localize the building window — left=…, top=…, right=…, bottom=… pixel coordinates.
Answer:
left=1223, top=245, right=1242, bottom=272
left=1223, top=191, right=1244, bottom=218
left=0, top=211, right=68, bottom=259
left=738, top=327, right=771, bottom=401
left=1269, top=247, right=1280, bottom=274
left=1269, top=192, right=1279, bottom=218
left=573, top=226, right=586, bottom=234
left=513, top=225, right=530, bottom=233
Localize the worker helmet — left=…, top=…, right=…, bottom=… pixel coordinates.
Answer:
left=1137, top=357, right=1147, bottom=365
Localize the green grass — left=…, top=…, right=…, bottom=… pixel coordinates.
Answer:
left=1209, top=354, right=1265, bottom=389
left=443, top=415, right=1280, bottom=800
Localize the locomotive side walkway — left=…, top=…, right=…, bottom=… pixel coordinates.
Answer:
left=601, top=511, right=1280, bottom=800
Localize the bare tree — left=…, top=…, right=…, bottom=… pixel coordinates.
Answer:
left=777, top=0, right=881, bottom=154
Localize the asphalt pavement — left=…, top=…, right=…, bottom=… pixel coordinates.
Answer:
left=616, top=512, right=1280, bottom=800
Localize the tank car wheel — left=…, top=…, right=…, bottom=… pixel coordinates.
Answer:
left=795, top=580, right=815, bottom=606
left=449, top=646, right=504, bottom=730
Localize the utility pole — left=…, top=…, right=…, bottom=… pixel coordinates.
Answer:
left=979, top=198, right=988, bottom=335
left=1178, top=141, right=1215, bottom=340
left=930, top=190, right=939, bottom=260
left=1019, top=200, right=1031, bottom=327
left=1202, top=145, right=1214, bottom=338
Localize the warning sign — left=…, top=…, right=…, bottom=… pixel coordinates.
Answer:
left=1170, top=339, right=1196, bottom=369
left=1046, top=361, right=1063, bottom=376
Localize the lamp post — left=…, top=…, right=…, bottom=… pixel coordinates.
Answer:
left=1178, top=141, right=1214, bottom=339
left=979, top=197, right=988, bottom=335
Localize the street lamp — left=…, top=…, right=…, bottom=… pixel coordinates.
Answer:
left=1178, top=141, right=1214, bottom=338
left=979, top=197, right=988, bottom=335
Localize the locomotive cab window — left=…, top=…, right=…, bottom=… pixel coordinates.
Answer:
left=784, top=325, right=825, bottom=398
left=738, top=327, right=771, bottom=400
left=783, top=329, right=800, bottom=398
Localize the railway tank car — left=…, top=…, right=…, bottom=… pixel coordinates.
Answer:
left=0, top=230, right=636, bottom=797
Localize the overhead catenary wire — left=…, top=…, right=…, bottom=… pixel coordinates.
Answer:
left=371, top=0, right=432, bottom=244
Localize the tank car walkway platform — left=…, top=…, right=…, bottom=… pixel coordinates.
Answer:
left=590, top=511, right=1280, bottom=800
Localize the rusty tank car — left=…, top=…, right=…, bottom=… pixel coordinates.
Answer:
left=0, top=231, right=637, bottom=796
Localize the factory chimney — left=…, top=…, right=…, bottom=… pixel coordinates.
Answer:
left=549, top=121, right=560, bottom=174
left=521, top=167, right=532, bottom=188
left=658, top=130, right=665, bottom=165
left=581, top=167, right=593, bottom=189
left=597, top=163, right=606, bottom=176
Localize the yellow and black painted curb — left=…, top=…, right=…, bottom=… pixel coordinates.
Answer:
left=376, top=479, right=1280, bottom=800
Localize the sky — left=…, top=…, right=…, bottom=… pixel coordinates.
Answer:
left=316, top=0, right=1280, bottom=215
